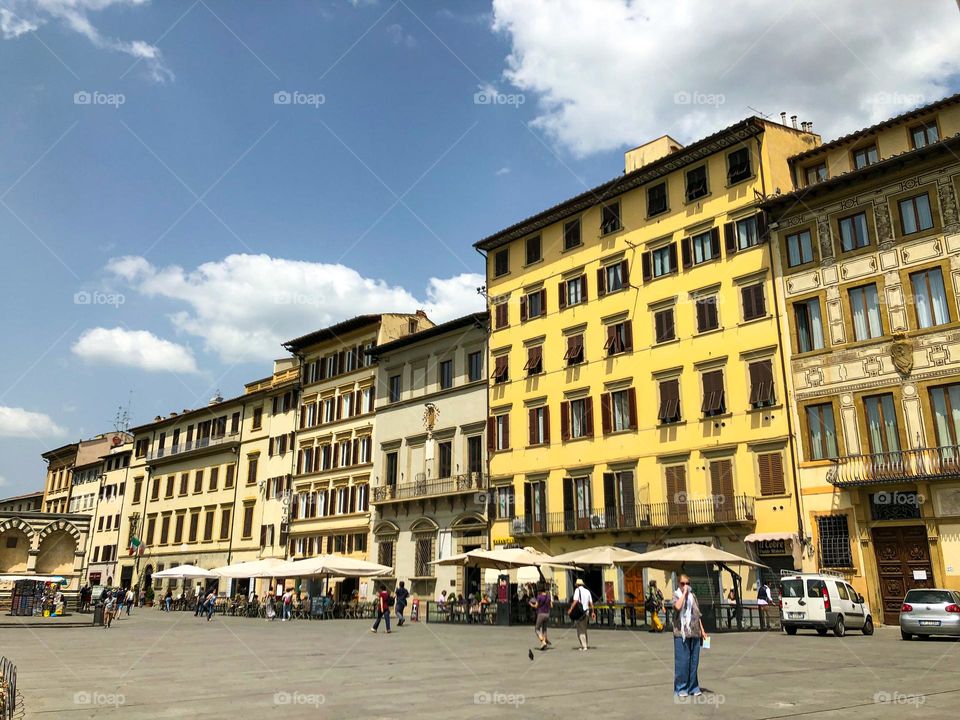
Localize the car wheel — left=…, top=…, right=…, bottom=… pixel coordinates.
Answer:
left=816, top=628, right=828, bottom=636
left=784, top=625, right=797, bottom=635
left=861, top=617, right=874, bottom=636
left=900, top=630, right=912, bottom=641
left=834, top=616, right=845, bottom=637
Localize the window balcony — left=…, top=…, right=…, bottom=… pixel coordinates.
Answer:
left=372, top=472, right=488, bottom=504
left=147, top=433, right=241, bottom=465
left=511, top=495, right=755, bottom=537
left=826, top=446, right=960, bottom=487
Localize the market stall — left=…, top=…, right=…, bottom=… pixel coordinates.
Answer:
left=0, top=575, right=67, bottom=617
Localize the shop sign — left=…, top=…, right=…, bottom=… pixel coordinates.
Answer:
left=756, top=539, right=787, bottom=556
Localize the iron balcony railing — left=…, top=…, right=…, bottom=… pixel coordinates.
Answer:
left=148, top=432, right=241, bottom=461
left=826, top=445, right=960, bottom=487
left=511, top=495, right=755, bottom=536
left=372, top=472, right=488, bottom=503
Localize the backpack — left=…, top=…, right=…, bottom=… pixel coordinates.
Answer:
left=387, top=594, right=395, bottom=608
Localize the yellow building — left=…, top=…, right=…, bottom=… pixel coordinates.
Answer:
left=765, top=93, right=960, bottom=624
left=474, top=118, right=819, bottom=603
left=85, top=441, right=134, bottom=587
left=282, top=312, right=433, bottom=598
left=122, top=389, right=281, bottom=598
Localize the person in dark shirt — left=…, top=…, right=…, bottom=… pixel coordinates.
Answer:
left=370, top=584, right=392, bottom=633
left=529, top=584, right=553, bottom=650
left=394, top=581, right=410, bottom=627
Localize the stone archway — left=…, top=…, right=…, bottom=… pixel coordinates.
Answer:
left=35, top=529, right=78, bottom=575
left=0, top=528, right=31, bottom=573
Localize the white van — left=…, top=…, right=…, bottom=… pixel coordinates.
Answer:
left=778, top=571, right=875, bottom=637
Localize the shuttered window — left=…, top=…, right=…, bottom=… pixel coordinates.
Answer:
left=528, top=406, right=550, bottom=446
left=601, top=201, right=622, bottom=234
left=758, top=453, right=786, bottom=496
left=741, top=283, right=767, bottom=321
left=654, top=308, right=676, bottom=343
left=601, top=388, right=637, bottom=433
left=665, top=465, right=688, bottom=523
left=748, top=360, right=776, bottom=408
left=604, top=321, right=633, bottom=356
left=658, top=378, right=681, bottom=424
left=701, top=369, right=726, bottom=416
left=564, top=334, right=585, bottom=365
left=559, top=275, right=588, bottom=308
left=520, top=288, right=547, bottom=321
left=695, top=295, right=719, bottom=332
left=709, top=459, right=735, bottom=517
left=495, top=302, right=508, bottom=329
left=523, top=345, right=543, bottom=376
left=492, top=355, right=509, bottom=384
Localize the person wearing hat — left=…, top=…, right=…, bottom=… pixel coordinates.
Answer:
left=568, top=578, right=595, bottom=651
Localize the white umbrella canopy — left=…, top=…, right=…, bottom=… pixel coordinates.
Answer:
left=210, top=558, right=288, bottom=579
left=150, top=564, right=217, bottom=579
left=272, top=555, right=393, bottom=578
left=433, top=546, right=577, bottom=570
left=549, top=545, right=649, bottom=567
left=626, top=543, right=767, bottom=571
left=0, top=574, right=66, bottom=583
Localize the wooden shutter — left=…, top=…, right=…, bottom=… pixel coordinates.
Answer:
left=539, top=288, right=547, bottom=315
left=603, top=472, right=616, bottom=514
left=596, top=267, right=607, bottom=297
left=523, top=483, right=532, bottom=524
left=724, top=221, right=737, bottom=255
left=710, top=459, right=735, bottom=517
left=710, top=227, right=721, bottom=256
left=584, top=396, right=594, bottom=436
left=542, top=405, right=551, bottom=444
left=758, top=452, right=785, bottom=495
left=623, top=320, right=633, bottom=351
left=560, top=401, right=570, bottom=441
left=757, top=212, right=769, bottom=243
left=641, top=251, right=652, bottom=282
left=696, top=298, right=709, bottom=332
left=502, top=414, right=510, bottom=449
left=742, top=285, right=764, bottom=321
left=701, top=370, right=724, bottom=414
left=563, top=477, right=574, bottom=525
left=495, top=303, right=508, bottom=328
left=628, top=388, right=638, bottom=429
left=681, top=237, right=692, bottom=268
left=658, top=378, right=680, bottom=423
left=487, top=417, right=496, bottom=452
left=668, top=243, right=678, bottom=273
left=558, top=281, right=567, bottom=309
left=580, top=275, right=588, bottom=301
left=520, top=295, right=528, bottom=322
left=352, top=439, right=359, bottom=466
left=655, top=311, right=666, bottom=343
left=528, top=408, right=538, bottom=446
left=666, top=465, right=688, bottom=523
left=600, top=393, right=612, bottom=434
left=620, top=259, right=629, bottom=286
left=268, top=437, right=275, bottom=456
left=749, top=360, right=775, bottom=406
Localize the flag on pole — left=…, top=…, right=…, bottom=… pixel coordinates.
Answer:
left=128, top=536, right=143, bottom=556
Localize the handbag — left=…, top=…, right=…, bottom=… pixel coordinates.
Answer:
left=568, top=594, right=586, bottom=621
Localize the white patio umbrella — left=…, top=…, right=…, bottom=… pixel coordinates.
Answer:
left=210, top=558, right=288, bottom=579
left=0, top=574, right=66, bottom=583
left=432, top=546, right=578, bottom=570
left=273, top=555, right=393, bottom=578
left=549, top=545, right=649, bottom=567
left=150, top=564, right=217, bottom=579
left=626, top=543, right=767, bottom=571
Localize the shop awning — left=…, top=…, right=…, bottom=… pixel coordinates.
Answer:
left=743, top=532, right=798, bottom=544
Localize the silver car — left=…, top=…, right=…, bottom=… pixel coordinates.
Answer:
left=900, top=588, right=960, bottom=640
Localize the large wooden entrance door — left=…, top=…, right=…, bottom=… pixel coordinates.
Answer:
left=871, top=526, right=934, bottom=625
left=624, top=567, right=644, bottom=605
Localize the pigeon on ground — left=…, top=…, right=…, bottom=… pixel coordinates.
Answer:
left=528, top=648, right=534, bottom=661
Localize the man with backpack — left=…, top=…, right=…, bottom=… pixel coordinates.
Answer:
left=568, top=579, right=595, bottom=651
left=757, top=579, right=773, bottom=629
left=394, top=581, right=409, bottom=626
left=645, top=580, right=664, bottom=632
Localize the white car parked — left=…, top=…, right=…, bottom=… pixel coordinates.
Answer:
left=779, top=571, right=875, bottom=637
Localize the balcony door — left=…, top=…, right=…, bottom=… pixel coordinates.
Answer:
left=930, top=383, right=960, bottom=457
left=563, top=476, right=593, bottom=531
left=665, top=465, right=688, bottom=525
left=863, top=393, right=903, bottom=477
left=709, top=459, right=735, bottom=523
left=603, top=471, right=637, bottom=529
left=524, top=481, right=547, bottom=534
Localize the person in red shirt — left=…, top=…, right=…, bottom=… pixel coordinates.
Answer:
left=370, top=584, right=392, bottom=634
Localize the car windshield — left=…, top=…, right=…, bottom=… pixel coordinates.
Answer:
left=781, top=580, right=803, bottom=598
left=904, top=590, right=954, bottom=604
left=806, top=579, right=825, bottom=598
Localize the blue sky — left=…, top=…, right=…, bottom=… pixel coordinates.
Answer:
left=1, top=0, right=958, bottom=496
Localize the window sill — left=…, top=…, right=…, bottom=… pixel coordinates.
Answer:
left=646, top=208, right=670, bottom=220
left=837, top=244, right=875, bottom=260
left=654, top=337, right=680, bottom=348
left=651, top=270, right=679, bottom=282
left=897, top=226, right=940, bottom=242
left=758, top=492, right=792, bottom=500
left=799, top=460, right=835, bottom=468
left=689, top=256, right=721, bottom=270
left=600, top=226, right=625, bottom=238
left=658, top=420, right=686, bottom=428
left=792, top=347, right=833, bottom=360
left=561, top=243, right=583, bottom=254
left=747, top=403, right=782, bottom=413
left=695, top=326, right=723, bottom=337
left=604, top=428, right=637, bottom=436
left=492, top=271, right=511, bottom=280
left=684, top=192, right=711, bottom=206
left=563, top=435, right=594, bottom=443
left=523, top=258, right=544, bottom=269
left=738, top=315, right=771, bottom=328
left=701, top=412, right=732, bottom=422
left=784, top=260, right=819, bottom=274
left=725, top=175, right=755, bottom=189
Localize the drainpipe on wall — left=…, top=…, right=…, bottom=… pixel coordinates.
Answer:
left=225, top=403, right=248, bottom=566
left=474, top=246, right=493, bottom=551
left=757, top=134, right=808, bottom=566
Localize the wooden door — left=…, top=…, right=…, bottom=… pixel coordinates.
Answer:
left=871, top=525, right=934, bottom=625
left=623, top=567, right=644, bottom=605
left=710, top=459, right=734, bottom=523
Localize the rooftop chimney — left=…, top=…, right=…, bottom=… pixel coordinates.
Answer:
left=791, top=115, right=798, bottom=129
left=780, top=112, right=787, bottom=125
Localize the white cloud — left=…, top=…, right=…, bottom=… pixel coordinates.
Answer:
left=72, top=327, right=199, bottom=374
left=491, top=0, right=960, bottom=157
left=495, top=166, right=511, bottom=176
left=0, top=1, right=172, bottom=82
left=106, top=254, right=485, bottom=363
left=0, top=406, right=67, bottom=438
left=386, top=22, right=416, bottom=48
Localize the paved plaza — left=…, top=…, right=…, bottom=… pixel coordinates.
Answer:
left=3, top=610, right=959, bottom=719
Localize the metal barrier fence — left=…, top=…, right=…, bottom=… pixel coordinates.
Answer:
left=0, top=656, right=16, bottom=720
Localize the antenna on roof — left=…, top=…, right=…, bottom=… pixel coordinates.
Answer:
left=114, top=391, right=132, bottom=434
left=746, top=106, right=771, bottom=119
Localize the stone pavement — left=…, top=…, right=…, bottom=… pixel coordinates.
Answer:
left=2, top=609, right=958, bottom=719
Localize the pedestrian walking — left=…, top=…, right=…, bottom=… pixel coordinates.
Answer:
left=672, top=574, right=708, bottom=698
left=138, top=587, right=145, bottom=607
left=394, top=581, right=409, bottom=626
left=281, top=588, right=293, bottom=621
left=530, top=584, right=553, bottom=650
left=646, top=580, right=664, bottom=632
left=370, top=584, right=392, bottom=633
left=265, top=592, right=277, bottom=620
left=125, top=588, right=134, bottom=616
left=103, top=592, right=116, bottom=629
left=205, top=590, right=217, bottom=621
left=568, top=578, right=595, bottom=651
left=193, top=583, right=204, bottom=616
left=164, top=588, right=172, bottom=612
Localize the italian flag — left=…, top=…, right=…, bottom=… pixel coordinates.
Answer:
left=128, top=537, right=143, bottom=556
